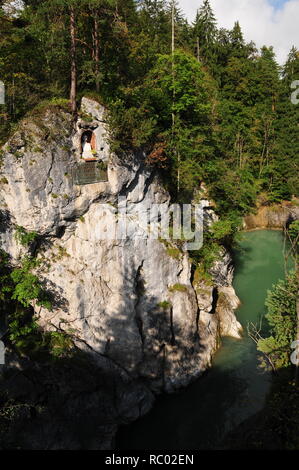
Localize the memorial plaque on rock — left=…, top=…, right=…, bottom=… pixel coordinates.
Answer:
left=72, top=162, right=108, bottom=185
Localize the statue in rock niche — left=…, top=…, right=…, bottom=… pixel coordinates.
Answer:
left=81, top=131, right=96, bottom=160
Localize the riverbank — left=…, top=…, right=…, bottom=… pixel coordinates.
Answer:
left=222, top=366, right=299, bottom=449
left=243, top=200, right=299, bottom=230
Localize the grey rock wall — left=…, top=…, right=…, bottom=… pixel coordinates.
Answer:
left=0, top=98, right=242, bottom=447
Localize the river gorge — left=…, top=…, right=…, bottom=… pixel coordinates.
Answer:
left=0, top=99, right=297, bottom=450
left=117, top=230, right=293, bottom=450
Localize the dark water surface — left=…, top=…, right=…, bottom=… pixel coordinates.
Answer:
left=117, top=230, right=291, bottom=449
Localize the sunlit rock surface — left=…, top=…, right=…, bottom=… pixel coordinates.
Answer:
left=0, top=98, right=242, bottom=448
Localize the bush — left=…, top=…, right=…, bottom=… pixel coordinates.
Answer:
left=15, top=226, right=38, bottom=247
left=257, top=272, right=298, bottom=369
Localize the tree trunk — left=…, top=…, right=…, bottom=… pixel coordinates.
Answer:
left=171, top=2, right=180, bottom=194
left=196, top=36, right=200, bottom=62
left=171, top=2, right=175, bottom=56
left=70, top=6, right=77, bottom=116
left=94, top=13, right=100, bottom=94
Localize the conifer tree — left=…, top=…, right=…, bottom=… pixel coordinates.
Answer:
left=193, top=0, right=217, bottom=64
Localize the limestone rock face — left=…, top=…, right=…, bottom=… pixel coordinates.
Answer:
left=0, top=99, right=242, bottom=396
left=243, top=203, right=299, bottom=230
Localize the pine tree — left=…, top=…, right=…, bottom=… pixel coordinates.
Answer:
left=257, top=273, right=298, bottom=370
left=271, top=47, right=299, bottom=200
left=282, top=46, right=299, bottom=86
left=229, top=21, right=244, bottom=56
left=193, top=0, right=217, bottom=64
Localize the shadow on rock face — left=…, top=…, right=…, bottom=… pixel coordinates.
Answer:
left=0, top=348, right=154, bottom=450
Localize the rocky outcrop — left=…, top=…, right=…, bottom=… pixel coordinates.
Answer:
left=243, top=202, right=299, bottom=230
left=0, top=98, right=242, bottom=448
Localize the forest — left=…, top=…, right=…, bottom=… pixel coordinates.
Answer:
left=0, top=0, right=298, bottom=218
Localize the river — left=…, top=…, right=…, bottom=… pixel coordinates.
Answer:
left=117, top=230, right=292, bottom=450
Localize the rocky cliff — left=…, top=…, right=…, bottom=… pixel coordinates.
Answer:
left=0, top=98, right=241, bottom=449
left=243, top=201, right=299, bottom=230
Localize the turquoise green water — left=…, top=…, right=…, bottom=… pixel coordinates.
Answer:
left=117, top=230, right=292, bottom=449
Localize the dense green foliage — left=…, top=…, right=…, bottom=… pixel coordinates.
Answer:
left=14, top=225, right=38, bottom=247
left=256, top=222, right=298, bottom=370
left=257, top=271, right=298, bottom=369
left=0, top=244, right=73, bottom=358
left=0, top=0, right=298, bottom=216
